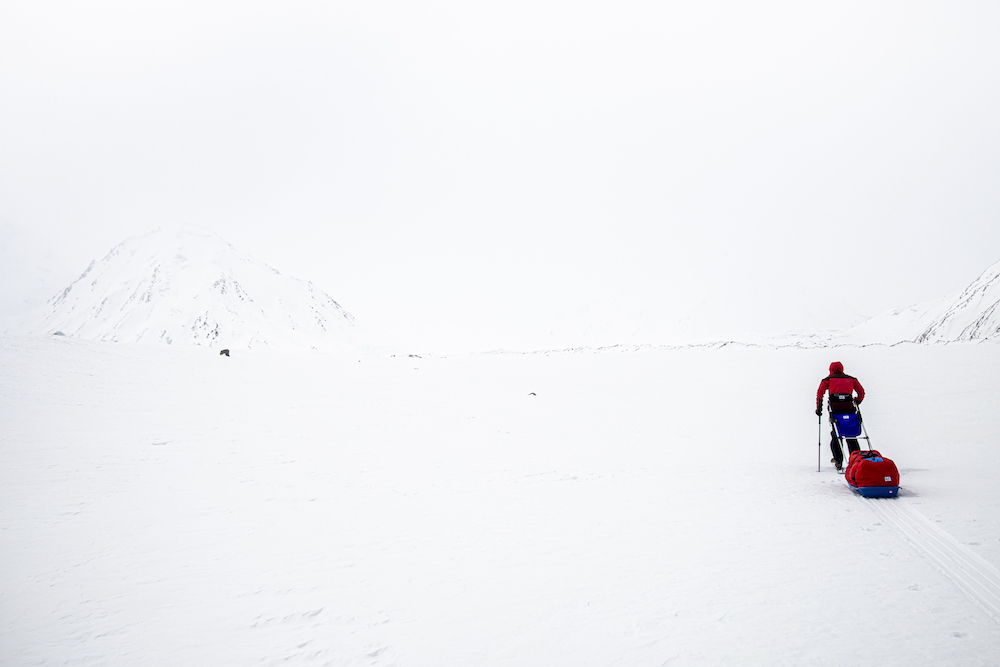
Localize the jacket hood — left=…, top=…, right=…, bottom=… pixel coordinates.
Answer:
left=829, top=361, right=844, bottom=374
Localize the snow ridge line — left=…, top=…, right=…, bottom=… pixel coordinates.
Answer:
left=868, top=499, right=1000, bottom=625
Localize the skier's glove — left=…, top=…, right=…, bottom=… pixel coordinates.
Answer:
left=815, top=408, right=822, bottom=416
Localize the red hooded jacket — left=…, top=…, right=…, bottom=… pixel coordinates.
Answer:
left=816, top=361, right=865, bottom=411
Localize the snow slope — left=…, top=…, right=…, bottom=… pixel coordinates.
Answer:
left=9, top=227, right=362, bottom=352
left=915, top=259, right=1000, bottom=342
left=2, top=337, right=1000, bottom=666
left=836, top=259, right=1000, bottom=345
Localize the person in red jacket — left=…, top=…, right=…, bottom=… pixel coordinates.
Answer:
left=816, top=361, right=865, bottom=471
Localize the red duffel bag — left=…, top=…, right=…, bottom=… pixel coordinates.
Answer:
left=845, top=450, right=899, bottom=488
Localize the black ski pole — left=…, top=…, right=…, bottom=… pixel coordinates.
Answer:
left=817, top=411, right=822, bottom=472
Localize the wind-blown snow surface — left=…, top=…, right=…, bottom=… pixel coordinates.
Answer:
left=10, top=227, right=360, bottom=351
left=2, top=337, right=1000, bottom=666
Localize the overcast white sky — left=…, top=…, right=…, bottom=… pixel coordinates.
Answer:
left=2, top=1, right=1000, bottom=351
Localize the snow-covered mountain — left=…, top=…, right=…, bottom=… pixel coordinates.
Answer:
left=549, top=257, right=1000, bottom=350
left=13, top=227, right=363, bottom=351
left=836, top=258, right=1000, bottom=345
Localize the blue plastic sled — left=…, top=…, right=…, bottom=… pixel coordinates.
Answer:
left=848, top=483, right=900, bottom=498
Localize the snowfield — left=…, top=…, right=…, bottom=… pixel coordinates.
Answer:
left=2, top=336, right=1000, bottom=666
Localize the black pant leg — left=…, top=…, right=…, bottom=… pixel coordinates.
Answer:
left=829, top=429, right=843, bottom=467
left=846, top=439, right=860, bottom=454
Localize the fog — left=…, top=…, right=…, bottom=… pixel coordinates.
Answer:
left=3, top=1, right=1000, bottom=350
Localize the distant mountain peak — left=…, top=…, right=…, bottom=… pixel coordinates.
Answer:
left=914, top=259, right=1000, bottom=343
left=836, top=258, right=1000, bottom=345
left=15, top=227, right=362, bottom=351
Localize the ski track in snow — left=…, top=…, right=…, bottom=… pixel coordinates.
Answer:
left=867, top=497, right=1000, bottom=625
